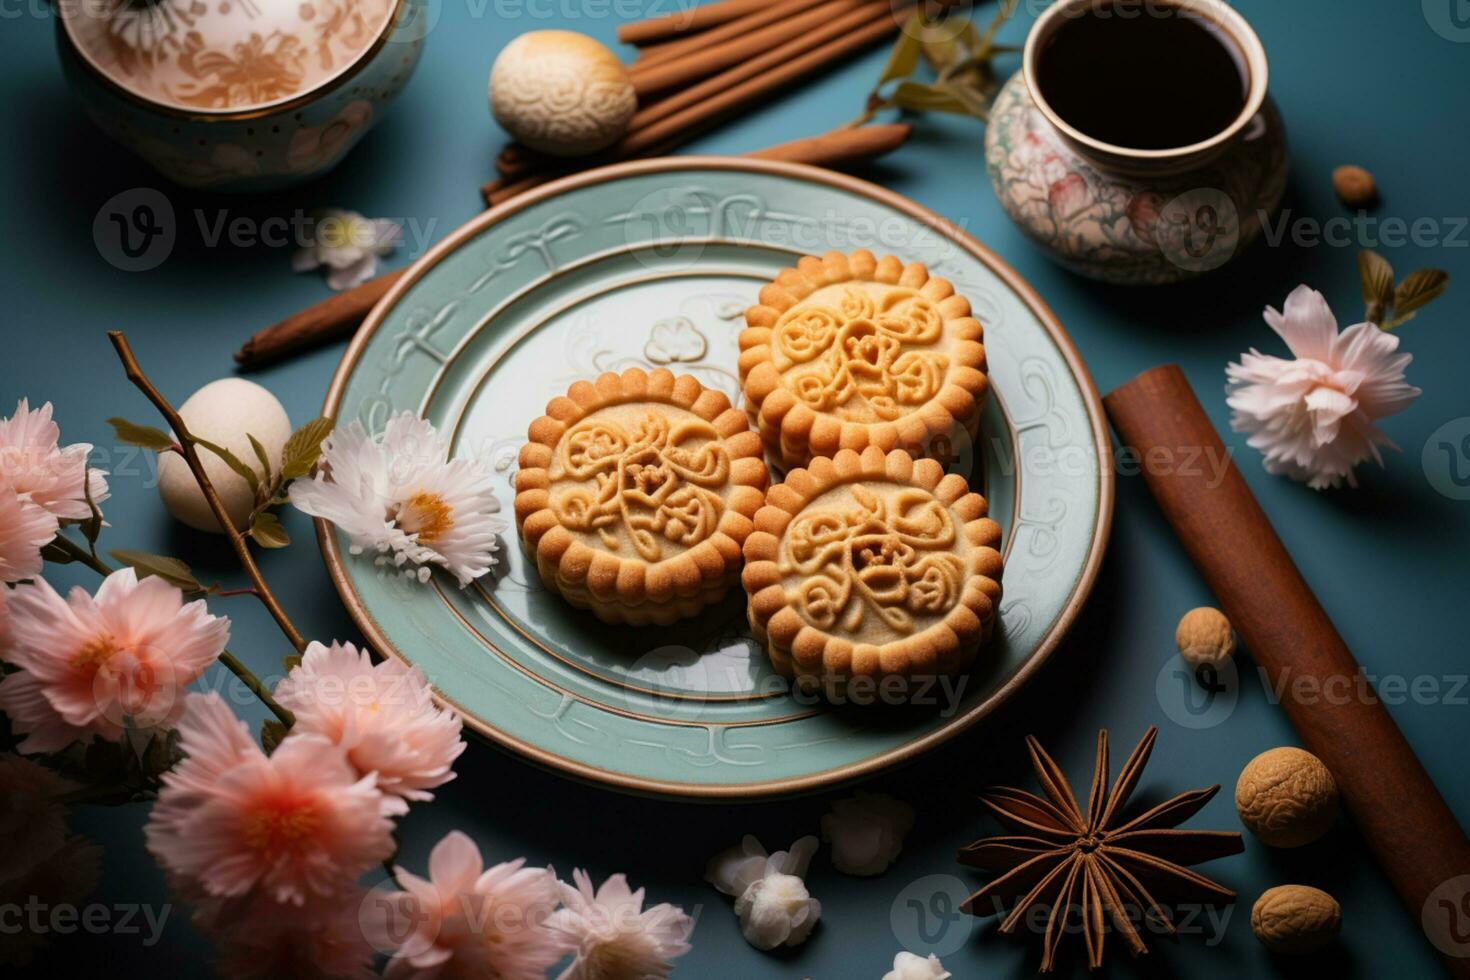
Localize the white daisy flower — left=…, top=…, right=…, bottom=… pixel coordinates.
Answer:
left=292, top=209, right=401, bottom=291
left=821, top=791, right=915, bottom=877
left=289, top=412, right=505, bottom=587
left=547, top=869, right=693, bottom=980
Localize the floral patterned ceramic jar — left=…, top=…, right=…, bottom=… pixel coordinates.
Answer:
left=56, top=0, right=426, bottom=191
left=986, top=0, right=1288, bottom=285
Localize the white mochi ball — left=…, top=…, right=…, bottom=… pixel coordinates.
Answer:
left=158, top=378, right=291, bottom=533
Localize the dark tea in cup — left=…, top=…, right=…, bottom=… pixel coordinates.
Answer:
left=1034, top=0, right=1249, bottom=150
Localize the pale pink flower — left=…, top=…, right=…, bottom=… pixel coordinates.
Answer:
left=0, top=568, right=229, bottom=752
left=146, top=692, right=402, bottom=906
left=274, top=640, right=464, bottom=803
left=293, top=208, right=400, bottom=290
left=212, top=889, right=378, bottom=979
left=371, top=829, right=567, bottom=980
left=1227, top=285, right=1421, bottom=489
left=548, top=870, right=693, bottom=980
left=883, top=951, right=952, bottom=980
left=0, top=753, right=76, bottom=883
left=0, top=399, right=109, bottom=522
left=705, top=835, right=822, bottom=951
left=0, top=490, right=56, bottom=584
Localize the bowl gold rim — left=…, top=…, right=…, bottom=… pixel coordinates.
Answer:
left=57, top=0, right=409, bottom=123
left=315, top=156, right=1117, bottom=801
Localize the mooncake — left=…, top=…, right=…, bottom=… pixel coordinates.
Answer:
left=515, top=368, right=768, bottom=625
left=739, top=250, right=988, bottom=470
left=742, top=447, right=1003, bottom=700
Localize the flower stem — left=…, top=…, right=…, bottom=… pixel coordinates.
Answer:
left=107, top=331, right=307, bottom=654
left=47, top=532, right=113, bottom=577
left=220, top=652, right=295, bottom=727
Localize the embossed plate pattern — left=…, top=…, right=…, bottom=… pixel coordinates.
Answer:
left=319, top=158, right=1113, bottom=798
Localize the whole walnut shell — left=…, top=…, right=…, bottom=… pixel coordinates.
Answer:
left=1252, top=885, right=1341, bottom=954
left=1235, top=747, right=1339, bottom=847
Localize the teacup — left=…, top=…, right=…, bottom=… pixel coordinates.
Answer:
left=985, top=0, right=1288, bottom=284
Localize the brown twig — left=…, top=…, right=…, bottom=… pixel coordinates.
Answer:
left=108, top=331, right=308, bottom=654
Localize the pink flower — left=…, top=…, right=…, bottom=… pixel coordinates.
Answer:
left=1227, top=285, right=1421, bottom=489
left=0, top=753, right=76, bottom=884
left=547, top=870, right=693, bottom=980
left=0, top=399, right=109, bottom=522
left=146, top=692, right=402, bottom=906
left=274, top=640, right=464, bottom=803
left=0, top=568, right=230, bottom=752
left=369, top=830, right=567, bottom=980
left=0, top=490, right=56, bottom=583
left=212, top=889, right=378, bottom=979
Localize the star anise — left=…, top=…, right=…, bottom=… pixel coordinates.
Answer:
left=958, top=726, right=1244, bottom=972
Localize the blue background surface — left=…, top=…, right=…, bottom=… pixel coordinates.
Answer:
left=4, top=0, right=1468, bottom=976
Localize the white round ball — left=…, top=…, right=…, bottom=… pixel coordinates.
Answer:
left=158, top=378, right=291, bottom=533
left=489, top=30, right=636, bottom=157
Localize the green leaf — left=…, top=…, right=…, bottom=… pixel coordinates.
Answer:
left=248, top=434, right=274, bottom=487
left=890, top=80, right=981, bottom=118
left=249, top=511, right=291, bottom=549
left=261, top=719, right=289, bottom=754
left=109, top=549, right=202, bottom=591
left=1358, top=250, right=1394, bottom=323
left=1393, top=267, right=1449, bottom=317
left=280, top=417, right=334, bottom=481
left=107, top=417, right=175, bottom=453
left=194, top=437, right=260, bottom=493
left=876, top=13, right=923, bottom=87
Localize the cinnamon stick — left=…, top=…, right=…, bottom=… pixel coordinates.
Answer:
left=1105, top=365, right=1470, bottom=979
left=237, top=126, right=911, bottom=369
left=633, top=0, right=831, bottom=69
left=617, top=0, right=769, bottom=46
left=628, top=0, right=876, bottom=98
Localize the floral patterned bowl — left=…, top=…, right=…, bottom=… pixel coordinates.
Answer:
left=56, top=0, right=426, bottom=191
left=985, top=0, right=1288, bottom=285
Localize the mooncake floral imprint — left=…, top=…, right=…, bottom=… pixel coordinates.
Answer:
left=515, top=368, right=769, bottom=625
left=739, top=250, right=989, bottom=469
left=743, top=447, right=1002, bottom=700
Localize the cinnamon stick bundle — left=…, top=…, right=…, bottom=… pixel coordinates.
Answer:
left=633, top=0, right=831, bottom=69
left=617, top=0, right=768, bottom=45
left=485, top=4, right=905, bottom=205
left=1106, top=365, right=1470, bottom=979
left=628, top=0, right=875, bottom=98
left=236, top=126, right=911, bottom=368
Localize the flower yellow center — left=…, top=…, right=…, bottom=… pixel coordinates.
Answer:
left=71, top=635, right=119, bottom=672
left=317, top=216, right=370, bottom=250
left=395, top=492, right=454, bottom=544
left=244, top=800, right=322, bottom=857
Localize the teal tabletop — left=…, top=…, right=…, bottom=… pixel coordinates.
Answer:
left=3, top=0, right=1468, bottom=976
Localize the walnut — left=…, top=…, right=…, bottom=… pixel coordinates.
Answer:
left=1251, top=885, right=1341, bottom=954
left=1174, top=607, right=1236, bottom=668
left=1332, top=165, right=1378, bottom=208
left=1235, top=747, right=1339, bottom=847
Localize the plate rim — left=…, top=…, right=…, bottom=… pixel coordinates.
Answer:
left=315, top=156, right=1116, bottom=799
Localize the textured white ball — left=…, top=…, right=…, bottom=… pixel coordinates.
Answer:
left=158, top=379, right=291, bottom=533
left=489, top=30, right=636, bottom=157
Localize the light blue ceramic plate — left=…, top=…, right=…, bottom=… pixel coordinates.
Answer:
left=319, top=158, right=1113, bottom=799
